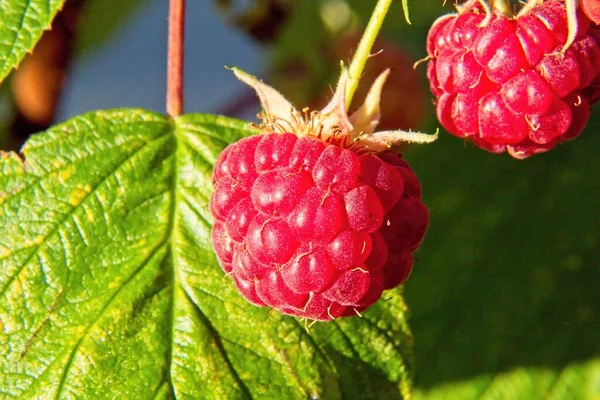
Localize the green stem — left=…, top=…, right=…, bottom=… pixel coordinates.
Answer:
left=345, top=0, right=394, bottom=109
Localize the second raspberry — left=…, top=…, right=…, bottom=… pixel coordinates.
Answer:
left=427, top=0, right=600, bottom=159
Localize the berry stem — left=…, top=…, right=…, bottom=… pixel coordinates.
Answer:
left=167, top=0, right=185, bottom=117
left=345, top=0, right=394, bottom=109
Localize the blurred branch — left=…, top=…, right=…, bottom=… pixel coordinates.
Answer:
left=213, top=0, right=291, bottom=44
left=214, top=87, right=259, bottom=119
left=7, top=0, right=85, bottom=151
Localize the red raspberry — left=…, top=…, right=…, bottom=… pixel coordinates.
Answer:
left=211, top=134, right=427, bottom=321
left=210, top=68, right=434, bottom=321
left=582, top=0, right=600, bottom=25
left=426, top=0, right=600, bottom=159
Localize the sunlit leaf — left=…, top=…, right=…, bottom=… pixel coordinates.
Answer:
left=407, top=115, right=600, bottom=400
left=0, top=109, right=413, bottom=399
left=0, top=0, right=66, bottom=83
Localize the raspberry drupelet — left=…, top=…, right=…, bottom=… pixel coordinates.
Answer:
left=426, top=0, right=600, bottom=159
left=210, top=68, right=434, bottom=321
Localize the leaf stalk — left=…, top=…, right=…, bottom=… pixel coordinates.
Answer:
left=167, top=0, right=185, bottom=117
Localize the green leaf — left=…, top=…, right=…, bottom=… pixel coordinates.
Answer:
left=405, top=114, right=600, bottom=399
left=0, top=0, right=66, bottom=83
left=401, top=0, right=411, bottom=24
left=0, top=109, right=413, bottom=399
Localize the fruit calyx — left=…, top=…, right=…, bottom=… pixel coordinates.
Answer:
left=230, top=66, right=437, bottom=153
left=457, top=0, right=582, bottom=54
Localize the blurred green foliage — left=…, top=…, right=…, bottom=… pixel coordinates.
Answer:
left=75, top=0, right=147, bottom=54
left=409, top=118, right=600, bottom=398
left=274, top=0, right=600, bottom=397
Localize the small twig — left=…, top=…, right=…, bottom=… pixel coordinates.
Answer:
left=167, top=0, right=185, bottom=117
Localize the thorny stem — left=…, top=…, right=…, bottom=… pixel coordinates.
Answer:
left=345, top=0, right=394, bottom=109
left=167, top=0, right=185, bottom=117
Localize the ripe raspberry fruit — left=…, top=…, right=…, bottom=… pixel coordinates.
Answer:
left=582, top=0, right=600, bottom=25
left=210, top=68, right=435, bottom=321
left=426, top=0, right=600, bottom=159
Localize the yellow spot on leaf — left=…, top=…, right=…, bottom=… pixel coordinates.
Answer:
left=13, top=278, right=22, bottom=297
left=58, top=167, right=74, bottom=183
left=69, top=186, right=89, bottom=206
left=0, top=246, right=11, bottom=258
left=86, top=209, right=95, bottom=222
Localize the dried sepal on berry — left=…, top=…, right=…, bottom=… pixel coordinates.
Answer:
left=231, top=66, right=437, bottom=153
left=347, top=70, right=438, bottom=150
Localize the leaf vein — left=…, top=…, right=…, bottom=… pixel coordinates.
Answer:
left=331, top=320, right=376, bottom=397
left=177, top=279, right=253, bottom=400
left=0, top=132, right=170, bottom=297
left=544, top=368, right=566, bottom=400
left=52, top=240, right=170, bottom=400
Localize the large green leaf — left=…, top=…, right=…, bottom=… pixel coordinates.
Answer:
left=0, top=109, right=413, bottom=399
left=0, top=0, right=66, bottom=83
left=406, top=115, right=600, bottom=399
